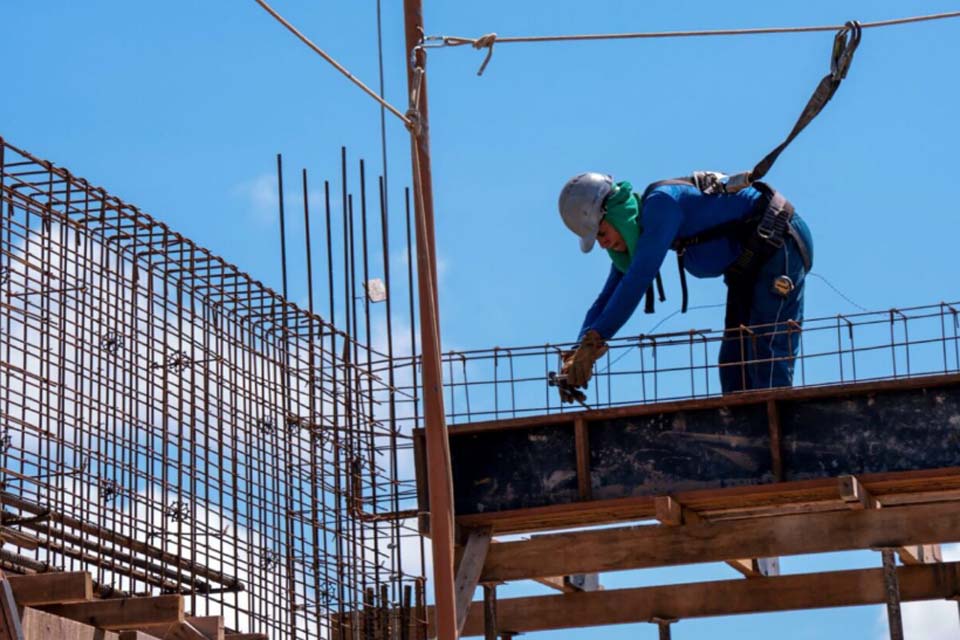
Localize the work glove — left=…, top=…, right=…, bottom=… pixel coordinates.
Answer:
left=562, top=330, right=608, bottom=388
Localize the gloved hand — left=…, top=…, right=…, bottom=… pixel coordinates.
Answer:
left=562, top=330, right=608, bottom=388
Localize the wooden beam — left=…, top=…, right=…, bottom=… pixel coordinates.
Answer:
left=119, top=633, right=161, bottom=640
left=6, top=572, right=93, bottom=606
left=141, top=617, right=223, bottom=640
left=455, top=528, right=492, bottom=636
left=223, top=634, right=268, bottom=640
left=455, top=561, right=960, bottom=636
left=838, top=475, right=881, bottom=510
left=653, top=496, right=778, bottom=579
left=163, top=621, right=208, bottom=640
left=481, top=502, right=960, bottom=582
left=574, top=418, right=592, bottom=500
left=766, top=400, right=784, bottom=482
left=40, top=595, right=183, bottom=631
left=838, top=475, right=943, bottom=566
left=22, top=607, right=120, bottom=640
left=184, top=617, right=223, bottom=640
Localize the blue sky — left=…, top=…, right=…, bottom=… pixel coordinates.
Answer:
left=4, top=1, right=960, bottom=638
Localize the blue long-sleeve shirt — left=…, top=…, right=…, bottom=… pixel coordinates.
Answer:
left=578, top=183, right=764, bottom=340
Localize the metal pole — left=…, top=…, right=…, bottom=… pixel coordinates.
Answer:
left=403, top=2, right=458, bottom=640
left=658, top=622, right=672, bottom=640
left=483, top=585, right=498, bottom=640
left=881, top=548, right=905, bottom=640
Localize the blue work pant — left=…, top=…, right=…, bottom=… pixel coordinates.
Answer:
left=718, top=215, right=812, bottom=393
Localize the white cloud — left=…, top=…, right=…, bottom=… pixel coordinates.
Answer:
left=231, top=173, right=277, bottom=226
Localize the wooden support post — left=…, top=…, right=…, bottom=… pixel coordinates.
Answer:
left=403, top=0, right=458, bottom=636
left=482, top=585, right=497, bottom=640
left=653, top=496, right=779, bottom=579
left=456, top=528, right=492, bottom=636
left=881, top=549, right=904, bottom=640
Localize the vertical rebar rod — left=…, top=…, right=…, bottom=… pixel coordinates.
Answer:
left=277, top=154, right=289, bottom=301
left=379, top=175, right=401, bottom=594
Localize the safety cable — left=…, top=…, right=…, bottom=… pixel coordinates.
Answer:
left=808, top=273, right=868, bottom=312
left=431, top=9, right=960, bottom=75
left=253, top=0, right=412, bottom=127
left=595, top=303, right=727, bottom=374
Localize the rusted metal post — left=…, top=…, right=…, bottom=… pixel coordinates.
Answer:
left=483, top=584, right=498, bottom=640
left=402, top=1, right=458, bottom=639
left=653, top=617, right=676, bottom=640
left=881, top=548, right=904, bottom=640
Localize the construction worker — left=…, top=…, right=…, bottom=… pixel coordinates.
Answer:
left=558, top=172, right=813, bottom=398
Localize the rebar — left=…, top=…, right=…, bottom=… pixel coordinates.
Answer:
left=0, top=137, right=424, bottom=639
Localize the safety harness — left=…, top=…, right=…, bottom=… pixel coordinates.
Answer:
left=637, top=179, right=812, bottom=314
left=635, top=20, right=859, bottom=314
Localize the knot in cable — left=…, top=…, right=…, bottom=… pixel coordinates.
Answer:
left=472, top=33, right=497, bottom=76
left=405, top=108, right=423, bottom=137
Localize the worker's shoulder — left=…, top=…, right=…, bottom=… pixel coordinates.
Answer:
left=643, top=181, right=698, bottom=201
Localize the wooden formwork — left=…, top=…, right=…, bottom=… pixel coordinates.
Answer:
left=0, top=570, right=266, bottom=640
left=412, top=373, right=960, bottom=637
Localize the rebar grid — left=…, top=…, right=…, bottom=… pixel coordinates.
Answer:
left=383, top=303, right=960, bottom=426
left=0, top=138, right=426, bottom=639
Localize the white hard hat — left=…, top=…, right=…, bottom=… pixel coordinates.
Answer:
left=558, top=173, right=615, bottom=253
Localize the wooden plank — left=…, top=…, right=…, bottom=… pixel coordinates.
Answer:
left=455, top=561, right=960, bottom=636
left=653, top=496, right=682, bottom=526
left=41, top=595, right=183, bottom=631
left=481, top=501, right=960, bottom=582
left=164, top=621, right=208, bottom=640
left=458, top=467, right=960, bottom=534
left=574, top=418, right=591, bottom=500
left=119, top=633, right=161, bottom=640
left=899, top=543, right=943, bottom=565
left=7, top=572, right=93, bottom=606
left=22, top=607, right=119, bottom=640
left=837, top=475, right=942, bottom=566
left=455, top=528, right=492, bottom=636
left=142, top=617, right=223, bottom=640
left=185, top=617, right=223, bottom=640
left=653, top=496, right=778, bottom=579
left=839, top=475, right=880, bottom=510
left=431, top=374, right=960, bottom=529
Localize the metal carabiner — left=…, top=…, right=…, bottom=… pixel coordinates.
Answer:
left=830, top=20, right=862, bottom=81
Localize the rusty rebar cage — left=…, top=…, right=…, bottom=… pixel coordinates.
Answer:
left=384, top=302, right=960, bottom=426
left=0, top=138, right=427, bottom=639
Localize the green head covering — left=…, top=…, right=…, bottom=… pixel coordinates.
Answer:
left=603, top=181, right=642, bottom=273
